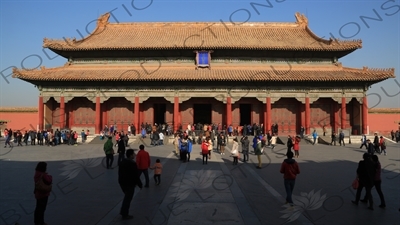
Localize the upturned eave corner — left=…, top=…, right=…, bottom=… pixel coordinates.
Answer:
left=296, top=12, right=362, bottom=50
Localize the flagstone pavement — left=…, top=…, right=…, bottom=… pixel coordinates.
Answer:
left=0, top=137, right=399, bottom=225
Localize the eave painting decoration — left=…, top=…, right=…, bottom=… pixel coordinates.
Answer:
left=195, top=50, right=213, bottom=70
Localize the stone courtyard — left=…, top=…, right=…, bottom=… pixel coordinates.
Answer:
left=0, top=137, right=399, bottom=225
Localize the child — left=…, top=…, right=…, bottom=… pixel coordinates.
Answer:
left=150, top=159, right=163, bottom=185
left=201, top=140, right=209, bottom=165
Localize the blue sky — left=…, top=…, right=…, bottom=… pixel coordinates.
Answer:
left=0, top=0, right=399, bottom=108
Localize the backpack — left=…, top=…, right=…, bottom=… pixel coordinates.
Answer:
left=201, top=142, right=209, bottom=154
left=181, top=140, right=188, bottom=151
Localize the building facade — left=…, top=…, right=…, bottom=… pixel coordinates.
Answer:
left=13, top=12, right=395, bottom=135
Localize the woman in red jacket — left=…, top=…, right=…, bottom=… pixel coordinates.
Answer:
left=293, top=136, right=301, bottom=158
left=34, top=162, right=52, bottom=225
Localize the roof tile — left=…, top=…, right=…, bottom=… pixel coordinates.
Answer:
left=42, top=13, right=362, bottom=52
left=12, top=64, right=395, bottom=82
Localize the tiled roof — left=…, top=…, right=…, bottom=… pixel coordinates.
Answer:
left=12, top=63, right=395, bottom=82
left=42, top=12, right=362, bottom=52
left=0, top=107, right=38, bottom=112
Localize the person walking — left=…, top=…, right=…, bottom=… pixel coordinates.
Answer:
left=150, top=159, right=163, bottom=185
left=360, top=134, right=367, bottom=149
left=179, top=135, right=189, bottom=162
left=352, top=153, right=376, bottom=210
left=231, top=138, right=239, bottom=165
left=201, top=139, right=210, bottom=165
left=186, top=136, right=193, bottom=162
left=136, top=144, right=150, bottom=188
left=103, top=136, right=115, bottom=169
left=280, top=151, right=300, bottom=206
left=270, top=133, right=277, bottom=150
left=286, top=135, right=293, bottom=155
left=255, top=137, right=263, bottom=169
left=218, top=132, right=227, bottom=155
left=360, top=155, right=386, bottom=208
left=173, top=133, right=180, bottom=155
left=331, top=132, right=337, bottom=146
left=293, top=135, right=301, bottom=158
left=373, top=133, right=380, bottom=154
left=339, top=130, right=345, bottom=146
left=207, top=136, right=213, bottom=159
left=118, top=149, right=143, bottom=220
left=117, top=137, right=126, bottom=165
left=367, top=139, right=375, bottom=155
left=34, top=162, right=52, bottom=225
left=312, top=130, right=318, bottom=145
left=240, top=136, right=250, bottom=162
left=379, top=136, right=387, bottom=155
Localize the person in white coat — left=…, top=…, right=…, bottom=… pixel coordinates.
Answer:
left=231, top=138, right=239, bottom=165
left=270, top=134, right=277, bottom=150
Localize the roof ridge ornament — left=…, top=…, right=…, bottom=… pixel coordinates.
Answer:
left=97, top=12, right=110, bottom=27
left=295, top=12, right=308, bottom=27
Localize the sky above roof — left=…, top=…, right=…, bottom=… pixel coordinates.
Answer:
left=0, top=0, right=399, bottom=108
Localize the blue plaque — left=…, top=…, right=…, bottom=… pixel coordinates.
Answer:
left=198, top=52, right=209, bottom=67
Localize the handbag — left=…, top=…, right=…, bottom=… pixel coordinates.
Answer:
left=35, top=175, right=52, bottom=192
left=231, top=148, right=238, bottom=155
left=352, top=178, right=359, bottom=190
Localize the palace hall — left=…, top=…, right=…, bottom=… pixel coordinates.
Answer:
left=12, top=12, right=395, bottom=135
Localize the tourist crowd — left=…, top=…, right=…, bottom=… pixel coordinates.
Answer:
left=2, top=128, right=89, bottom=147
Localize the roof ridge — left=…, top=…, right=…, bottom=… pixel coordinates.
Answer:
left=342, top=66, right=395, bottom=73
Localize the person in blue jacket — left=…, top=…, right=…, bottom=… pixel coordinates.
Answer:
left=312, top=130, right=318, bottom=145
left=186, top=137, right=193, bottom=162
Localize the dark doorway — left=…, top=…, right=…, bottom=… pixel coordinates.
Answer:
left=194, top=104, right=212, bottom=124
left=240, top=104, right=251, bottom=126
left=153, top=104, right=166, bottom=124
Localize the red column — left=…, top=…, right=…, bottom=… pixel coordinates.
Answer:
left=134, top=96, right=139, bottom=132
left=341, top=97, right=346, bottom=129
left=334, top=103, right=339, bottom=133
left=266, top=97, right=271, bottom=134
left=95, top=96, right=101, bottom=134
left=174, top=96, right=179, bottom=132
left=38, top=96, right=44, bottom=130
left=226, top=97, right=232, bottom=126
left=362, top=96, right=368, bottom=134
left=60, top=96, right=65, bottom=129
left=305, top=97, right=310, bottom=134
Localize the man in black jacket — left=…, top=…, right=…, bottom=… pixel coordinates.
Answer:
left=352, top=153, right=376, bottom=210
left=118, top=149, right=142, bottom=220
left=117, top=137, right=126, bottom=165
left=373, top=133, right=380, bottom=154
